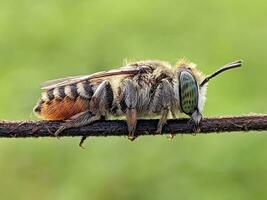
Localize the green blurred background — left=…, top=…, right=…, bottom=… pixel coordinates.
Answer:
left=0, top=0, right=267, bottom=199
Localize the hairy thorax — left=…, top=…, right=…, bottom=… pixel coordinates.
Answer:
left=110, top=61, right=178, bottom=118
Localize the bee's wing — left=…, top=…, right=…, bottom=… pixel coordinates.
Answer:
left=41, top=65, right=152, bottom=90
left=41, top=75, right=84, bottom=88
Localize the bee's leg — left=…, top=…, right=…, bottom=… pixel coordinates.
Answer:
left=90, top=80, right=113, bottom=116
left=54, top=111, right=102, bottom=138
left=149, top=79, right=174, bottom=134
left=170, top=108, right=176, bottom=119
left=126, top=108, right=137, bottom=141
left=55, top=80, right=113, bottom=147
left=79, top=136, right=87, bottom=149
left=123, top=80, right=138, bottom=141
left=168, top=108, right=177, bottom=139
left=191, top=109, right=202, bottom=133
left=156, top=108, right=169, bottom=134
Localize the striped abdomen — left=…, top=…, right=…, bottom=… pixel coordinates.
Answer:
left=34, top=81, right=94, bottom=120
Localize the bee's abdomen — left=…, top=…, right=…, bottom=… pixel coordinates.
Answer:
left=34, top=81, right=94, bottom=120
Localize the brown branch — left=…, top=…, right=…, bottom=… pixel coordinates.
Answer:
left=0, top=115, right=267, bottom=138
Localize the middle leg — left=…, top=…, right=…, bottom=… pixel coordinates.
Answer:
left=122, top=79, right=138, bottom=140
left=149, top=79, right=174, bottom=134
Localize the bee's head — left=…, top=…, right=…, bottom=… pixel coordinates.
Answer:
left=174, top=59, right=242, bottom=126
left=175, top=59, right=204, bottom=125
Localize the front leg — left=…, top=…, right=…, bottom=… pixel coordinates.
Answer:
left=149, top=79, right=174, bottom=134
left=191, top=109, right=203, bottom=133
left=156, top=108, right=169, bottom=134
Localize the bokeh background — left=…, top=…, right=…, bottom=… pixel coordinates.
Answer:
left=0, top=0, right=267, bottom=199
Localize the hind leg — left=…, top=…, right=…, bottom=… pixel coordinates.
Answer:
left=55, top=111, right=103, bottom=147
left=55, top=80, right=113, bottom=147
left=54, top=111, right=102, bottom=137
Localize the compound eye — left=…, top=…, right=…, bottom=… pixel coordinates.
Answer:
left=179, top=70, right=199, bottom=115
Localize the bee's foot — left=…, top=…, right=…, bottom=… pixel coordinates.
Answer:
left=190, top=110, right=202, bottom=135
left=54, top=126, right=66, bottom=139
left=156, top=121, right=167, bottom=135
left=167, top=134, right=175, bottom=140
left=156, top=127, right=163, bottom=134
left=192, top=126, right=201, bottom=136
left=128, top=133, right=136, bottom=141
left=54, top=121, right=76, bottom=139
left=187, top=118, right=201, bottom=135
left=79, top=136, right=87, bottom=149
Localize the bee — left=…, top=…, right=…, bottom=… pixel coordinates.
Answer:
left=34, top=59, right=242, bottom=146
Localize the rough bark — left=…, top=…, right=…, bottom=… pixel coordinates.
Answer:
left=0, top=115, right=266, bottom=138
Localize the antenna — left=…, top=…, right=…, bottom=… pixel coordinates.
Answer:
left=200, top=60, right=242, bottom=87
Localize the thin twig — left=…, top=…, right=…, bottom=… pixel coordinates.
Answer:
left=0, top=115, right=266, bottom=138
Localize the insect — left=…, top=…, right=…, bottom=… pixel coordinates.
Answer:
left=34, top=59, right=242, bottom=146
